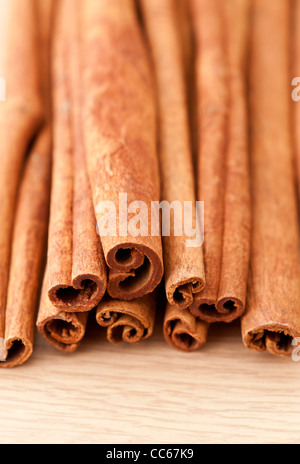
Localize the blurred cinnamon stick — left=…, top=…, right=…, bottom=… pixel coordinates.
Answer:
left=0, top=0, right=43, bottom=348
left=241, top=0, right=300, bottom=357
left=0, top=0, right=52, bottom=367
left=140, top=0, right=205, bottom=310
left=82, top=0, right=164, bottom=301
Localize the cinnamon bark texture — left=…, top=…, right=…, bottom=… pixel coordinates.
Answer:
left=1, top=129, right=51, bottom=367
left=140, top=0, right=205, bottom=310
left=164, top=304, right=209, bottom=352
left=0, top=0, right=52, bottom=367
left=37, top=268, right=88, bottom=352
left=214, top=0, right=251, bottom=318
left=82, top=0, right=164, bottom=301
left=96, top=293, right=156, bottom=345
left=241, top=0, right=300, bottom=357
left=46, top=0, right=107, bottom=313
left=189, top=0, right=250, bottom=323
left=0, top=0, right=43, bottom=349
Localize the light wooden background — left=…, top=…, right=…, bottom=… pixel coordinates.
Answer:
left=0, top=311, right=299, bottom=444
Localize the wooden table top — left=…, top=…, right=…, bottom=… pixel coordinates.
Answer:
left=0, top=312, right=299, bottom=444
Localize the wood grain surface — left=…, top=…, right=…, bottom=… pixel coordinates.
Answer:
left=0, top=310, right=299, bottom=444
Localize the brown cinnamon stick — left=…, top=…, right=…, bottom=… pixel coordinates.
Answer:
left=140, top=0, right=205, bottom=310
left=1, top=128, right=51, bottom=367
left=0, top=0, right=43, bottom=345
left=82, top=0, right=164, bottom=301
left=0, top=0, right=52, bottom=367
left=96, top=293, right=156, bottom=345
left=241, top=0, right=300, bottom=357
left=46, top=0, right=107, bottom=313
left=189, top=0, right=251, bottom=323
left=214, top=0, right=251, bottom=318
left=164, top=304, right=209, bottom=352
left=37, top=267, right=88, bottom=353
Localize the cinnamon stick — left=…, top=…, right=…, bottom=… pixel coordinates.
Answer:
left=163, top=304, right=209, bottom=352
left=241, top=0, right=300, bottom=357
left=82, top=0, right=164, bottom=301
left=175, top=0, right=196, bottom=169
left=140, top=0, right=205, bottom=309
left=37, top=267, right=88, bottom=353
left=1, top=129, right=51, bottom=366
left=0, top=0, right=52, bottom=367
left=46, top=0, right=107, bottom=313
left=0, top=0, right=43, bottom=346
left=96, top=293, right=156, bottom=345
left=189, top=0, right=251, bottom=323
left=214, top=0, right=251, bottom=318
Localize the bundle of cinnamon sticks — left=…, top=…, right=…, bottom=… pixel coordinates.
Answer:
left=1, top=0, right=300, bottom=367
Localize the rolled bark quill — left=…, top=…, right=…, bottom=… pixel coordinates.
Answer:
left=0, top=0, right=42, bottom=347
left=163, top=304, right=209, bottom=352
left=140, top=0, right=205, bottom=309
left=46, top=0, right=107, bottom=313
left=1, top=129, right=51, bottom=367
left=0, top=0, right=52, bottom=367
left=241, top=0, right=300, bottom=357
left=37, top=267, right=88, bottom=353
left=82, top=0, right=164, bottom=301
left=189, top=0, right=251, bottom=323
left=214, top=0, right=251, bottom=318
left=96, top=293, right=156, bottom=345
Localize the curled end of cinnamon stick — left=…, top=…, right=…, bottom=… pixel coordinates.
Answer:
left=95, top=309, right=118, bottom=328
left=106, top=243, right=163, bottom=300
left=190, top=296, right=244, bottom=323
left=96, top=294, right=156, bottom=344
left=37, top=313, right=87, bottom=353
left=243, top=325, right=297, bottom=357
left=163, top=304, right=209, bottom=352
left=48, top=273, right=106, bottom=312
left=107, top=315, right=146, bottom=345
left=0, top=337, right=32, bottom=368
left=167, top=278, right=205, bottom=310
left=216, top=297, right=244, bottom=323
